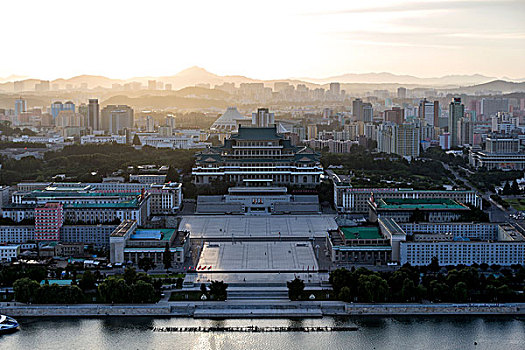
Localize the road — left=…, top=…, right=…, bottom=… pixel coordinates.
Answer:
left=440, top=161, right=525, bottom=234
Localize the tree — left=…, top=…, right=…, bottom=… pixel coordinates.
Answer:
left=357, top=274, right=388, bottom=302
left=287, top=277, right=305, bottom=301
left=502, top=181, right=511, bottom=195
left=338, top=286, right=352, bottom=302
left=511, top=179, right=520, bottom=195
left=200, top=283, right=207, bottom=295
left=98, top=278, right=132, bottom=303
left=123, top=267, right=137, bottom=285
left=79, top=271, right=96, bottom=291
left=138, top=257, right=155, bottom=273
left=208, top=280, right=228, bottom=301
left=428, top=257, right=440, bottom=273
left=401, top=278, right=416, bottom=302
left=132, top=134, right=141, bottom=146
left=165, top=166, right=178, bottom=183
left=13, top=278, right=41, bottom=303
left=132, top=280, right=156, bottom=303
left=452, top=282, right=468, bottom=302
left=163, top=243, right=172, bottom=270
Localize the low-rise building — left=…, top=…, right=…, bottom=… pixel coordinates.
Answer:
left=333, top=182, right=481, bottom=213
left=368, top=197, right=470, bottom=223
left=110, top=220, right=190, bottom=265
left=326, top=218, right=525, bottom=266
left=129, top=174, right=167, bottom=184
left=0, top=245, right=20, bottom=262
left=196, top=187, right=320, bottom=215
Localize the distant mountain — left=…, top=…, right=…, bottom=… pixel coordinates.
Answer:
left=449, top=80, right=525, bottom=94
left=1, top=66, right=523, bottom=92
left=0, top=74, right=28, bottom=83
left=296, top=72, right=503, bottom=86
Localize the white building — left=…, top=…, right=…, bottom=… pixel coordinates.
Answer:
left=129, top=174, right=167, bottom=184
left=0, top=245, right=20, bottom=262
left=333, top=183, right=482, bottom=213
left=80, top=135, right=126, bottom=144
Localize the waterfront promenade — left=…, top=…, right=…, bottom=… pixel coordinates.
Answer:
left=2, top=301, right=524, bottom=318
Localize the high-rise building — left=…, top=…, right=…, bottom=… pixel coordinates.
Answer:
left=307, top=124, right=318, bottom=140
left=329, top=82, right=340, bottom=97
left=252, top=108, right=274, bottom=127
left=481, top=98, right=509, bottom=118
left=87, top=99, right=100, bottom=130
left=146, top=115, right=154, bottom=132
left=14, top=81, right=25, bottom=91
left=377, top=122, right=420, bottom=158
left=384, top=107, right=404, bottom=124
left=362, top=103, right=373, bottom=122
left=166, top=115, right=176, bottom=128
left=35, top=80, right=50, bottom=91
left=457, top=118, right=474, bottom=146
left=35, top=202, right=64, bottom=241
left=14, top=98, right=26, bottom=116
left=352, top=99, right=373, bottom=122
left=352, top=98, right=363, bottom=120
left=448, top=97, right=464, bottom=148
left=101, top=105, right=134, bottom=134
left=397, top=87, right=407, bottom=99
left=418, top=99, right=439, bottom=127
left=148, top=80, right=157, bottom=90
left=51, top=101, right=75, bottom=120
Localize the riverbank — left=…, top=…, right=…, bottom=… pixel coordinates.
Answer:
left=2, top=301, right=524, bottom=318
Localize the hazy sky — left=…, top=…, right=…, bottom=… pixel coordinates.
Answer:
left=1, top=0, right=524, bottom=80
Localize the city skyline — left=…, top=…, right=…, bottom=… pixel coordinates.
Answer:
left=1, top=0, right=524, bottom=80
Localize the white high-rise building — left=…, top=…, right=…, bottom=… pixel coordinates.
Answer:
left=252, top=108, right=275, bottom=127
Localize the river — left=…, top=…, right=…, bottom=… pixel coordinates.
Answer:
left=1, top=316, right=524, bottom=349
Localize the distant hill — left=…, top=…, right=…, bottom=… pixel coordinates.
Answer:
left=1, top=66, right=523, bottom=93
left=296, top=72, right=502, bottom=86
left=448, top=80, right=525, bottom=94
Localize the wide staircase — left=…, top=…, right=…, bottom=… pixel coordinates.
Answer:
left=227, top=289, right=289, bottom=300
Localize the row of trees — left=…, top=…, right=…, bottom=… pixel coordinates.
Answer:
left=13, top=278, right=84, bottom=304
left=12, top=267, right=161, bottom=304
left=330, top=261, right=525, bottom=303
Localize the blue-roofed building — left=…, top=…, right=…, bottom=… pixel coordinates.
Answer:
left=192, top=125, right=323, bottom=187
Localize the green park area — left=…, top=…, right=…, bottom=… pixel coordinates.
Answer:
left=505, top=198, right=525, bottom=211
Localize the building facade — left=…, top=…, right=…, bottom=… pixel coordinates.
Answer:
left=193, top=126, right=323, bottom=187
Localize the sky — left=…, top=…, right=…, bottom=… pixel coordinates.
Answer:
left=1, top=0, right=524, bottom=80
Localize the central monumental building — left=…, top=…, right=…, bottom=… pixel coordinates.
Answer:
left=193, top=125, right=322, bottom=187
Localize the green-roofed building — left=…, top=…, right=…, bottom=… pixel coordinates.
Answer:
left=327, top=224, right=394, bottom=265
left=110, top=220, right=190, bottom=266
left=368, top=196, right=470, bottom=223
left=193, top=123, right=323, bottom=187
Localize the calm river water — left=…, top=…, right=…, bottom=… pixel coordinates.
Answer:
left=1, top=316, right=524, bottom=350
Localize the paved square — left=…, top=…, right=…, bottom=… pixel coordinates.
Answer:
left=197, top=241, right=319, bottom=272
left=179, top=215, right=337, bottom=238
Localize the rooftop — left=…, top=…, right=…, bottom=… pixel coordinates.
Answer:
left=130, top=229, right=175, bottom=242
left=111, top=220, right=136, bottom=237
left=340, top=226, right=383, bottom=240
left=232, top=126, right=284, bottom=141
left=373, top=198, right=468, bottom=210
